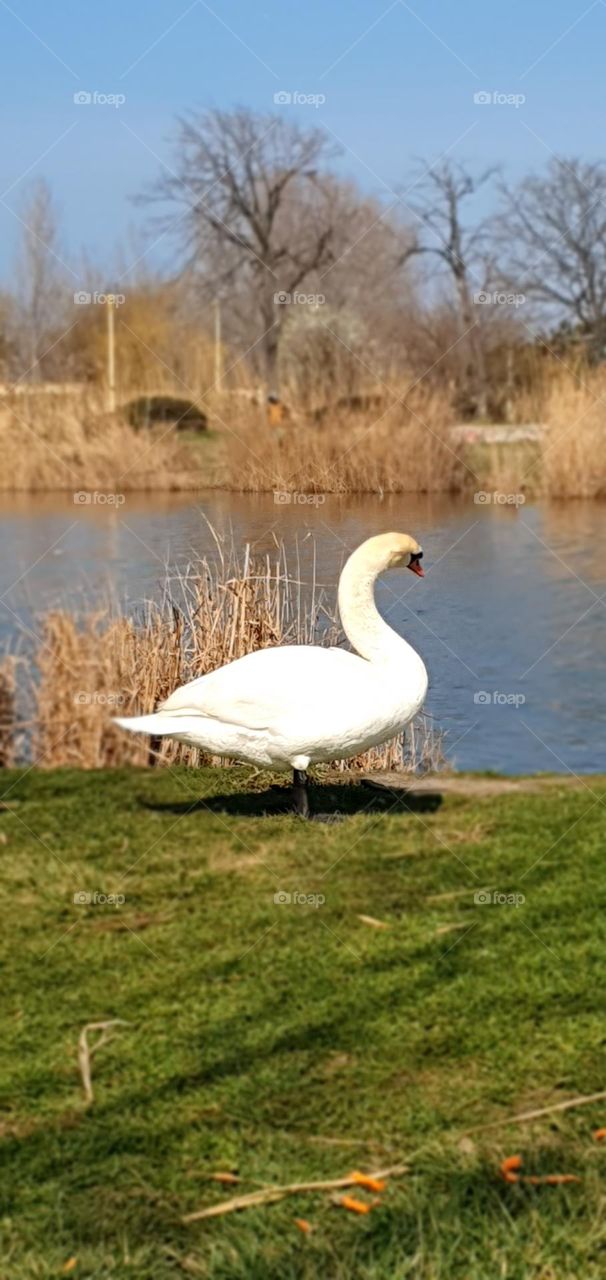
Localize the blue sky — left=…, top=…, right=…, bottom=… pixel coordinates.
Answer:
left=1, top=0, right=605, bottom=282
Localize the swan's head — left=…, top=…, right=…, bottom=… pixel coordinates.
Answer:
left=358, top=532, right=425, bottom=577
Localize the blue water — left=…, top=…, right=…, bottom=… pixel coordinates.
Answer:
left=1, top=491, right=604, bottom=774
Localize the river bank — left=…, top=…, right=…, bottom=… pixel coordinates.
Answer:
left=2, top=363, right=606, bottom=497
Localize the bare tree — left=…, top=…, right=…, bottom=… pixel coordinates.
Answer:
left=498, top=157, right=606, bottom=361
left=401, top=160, right=498, bottom=416
left=143, top=108, right=356, bottom=383
left=14, top=178, right=68, bottom=380
left=203, top=182, right=418, bottom=391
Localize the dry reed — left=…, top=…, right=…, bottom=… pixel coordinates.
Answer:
left=0, top=660, right=17, bottom=768
left=0, top=388, right=202, bottom=492
left=540, top=369, right=606, bottom=498
left=216, top=385, right=464, bottom=494
left=5, top=356, right=606, bottom=498
left=1, top=383, right=461, bottom=497
left=18, top=534, right=444, bottom=774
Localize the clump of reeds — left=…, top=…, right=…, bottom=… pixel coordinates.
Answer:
left=7, top=354, right=606, bottom=498
left=216, top=384, right=464, bottom=494
left=0, top=660, right=17, bottom=768
left=21, top=533, right=444, bottom=774
left=0, top=388, right=202, bottom=492
left=540, top=369, right=606, bottom=498
left=470, top=440, right=535, bottom=501
left=31, top=609, right=181, bottom=768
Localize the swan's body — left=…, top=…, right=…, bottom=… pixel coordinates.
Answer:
left=118, top=643, right=425, bottom=769
left=115, top=533, right=428, bottom=811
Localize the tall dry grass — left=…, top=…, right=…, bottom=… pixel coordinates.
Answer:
left=0, top=660, right=17, bottom=768
left=11, top=535, right=443, bottom=774
left=217, top=384, right=463, bottom=494
left=541, top=368, right=606, bottom=498
left=0, top=388, right=202, bottom=492
left=5, top=359, right=606, bottom=498
left=449, top=361, right=606, bottom=500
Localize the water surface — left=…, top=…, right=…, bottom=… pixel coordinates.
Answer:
left=1, top=492, right=604, bottom=774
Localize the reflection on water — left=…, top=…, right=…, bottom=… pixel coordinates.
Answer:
left=1, top=491, right=605, bottom=775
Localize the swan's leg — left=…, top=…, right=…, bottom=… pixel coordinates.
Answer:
left=292, top=769, right=310, bottom=819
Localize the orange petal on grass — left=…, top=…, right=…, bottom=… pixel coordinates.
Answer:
left=541, top=1174, right=582, bottom=1185
left=522, top=1172, right=581, bottom=1186
left=211, top=1172, right=240, bottom=1184
left=338, top=1195, right=373, bottom=1214
left=350, top=1170, right=386, bottom=1193
left=500, top=1154, right=580, bottom=1186
left=294, top=1218, right=312, bottom=1234
left=500, top=1155, right=523, bottom=1183
left=61, top=1262, right=78, bottom=1275
left=593, top=1128, right=606, bottom=1141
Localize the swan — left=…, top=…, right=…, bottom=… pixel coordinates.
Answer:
left=114, top=532, right=428, bottom=818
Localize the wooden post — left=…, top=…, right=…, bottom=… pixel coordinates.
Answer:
left=106, top=294, right=116, bottom=414
left=213, top=296, right=222, bottom=388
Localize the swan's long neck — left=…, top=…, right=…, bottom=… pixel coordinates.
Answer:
left=338, top=549, right=424, bottom=672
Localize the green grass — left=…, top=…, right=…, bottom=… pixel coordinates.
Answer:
left=2, top=766, right=606, bottom=1278
left=466, top=440, right=542, bottom=495
left=169, top=426, right=224, bottom=483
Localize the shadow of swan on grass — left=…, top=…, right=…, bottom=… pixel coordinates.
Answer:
left=138, top=779, right=443, bottom=820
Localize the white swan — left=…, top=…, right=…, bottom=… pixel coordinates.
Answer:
left=115, top=532, right=428, bottom=817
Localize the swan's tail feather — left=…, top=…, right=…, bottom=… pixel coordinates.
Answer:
left=113, top=713, right=187, bottom=737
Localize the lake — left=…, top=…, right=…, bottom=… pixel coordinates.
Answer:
left=1, top=491, right=604, bottom=775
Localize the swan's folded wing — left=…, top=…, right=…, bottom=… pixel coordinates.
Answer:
left=159, top=675, right=273, bottom=731
left=157, top=646, right=360, bottom=732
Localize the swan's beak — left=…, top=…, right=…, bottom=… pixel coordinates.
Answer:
left=408, top=556, right=424, bottom=577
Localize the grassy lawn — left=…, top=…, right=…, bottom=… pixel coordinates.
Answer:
left=1, top=766, right=606, bottom=1278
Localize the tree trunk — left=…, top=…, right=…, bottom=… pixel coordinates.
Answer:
left=457, top=274, right=488, bottom=419
left=588, top=315, right=606, bottom=365
left=263, top=307, right=280, bottom=390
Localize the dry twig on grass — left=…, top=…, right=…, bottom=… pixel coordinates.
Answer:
left=182, top=1164, right=410, bottom=1222
left=357, top=914, right=390, bottom=929
left=465, top=1089, right=606, bottom=1134
left=77, top=1019, right=130, bottom=1104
